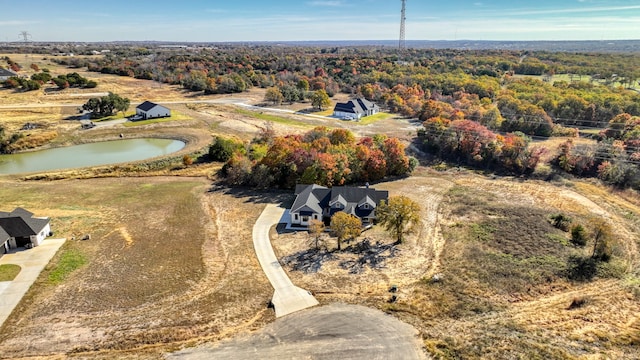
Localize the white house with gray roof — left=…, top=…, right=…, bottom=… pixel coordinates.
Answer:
left=0, top=68, right=18, bottom=81
left=290, top=184, right=388, bottom=227
left=0, top=208, right=51, bottom=255
left=135, top=101, right=171, bottom=120
left=333, top=98, right=380, bottom=121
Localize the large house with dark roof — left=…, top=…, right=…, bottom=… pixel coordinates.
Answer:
left=290, top=184, right=388, bottom=227
left=135, top=101, right=171, bottom=120
left=333, top=98, right=380, bottom=121
left=0, top=208, right=51, bottom=255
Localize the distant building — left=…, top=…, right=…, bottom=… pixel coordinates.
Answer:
left=333, top=98, right=380, bottom=121
left=135, top=101, right=171, bottom=120
left=0, top=68, right=18, bottom=81
left=0, top=208, right=51, bottom=254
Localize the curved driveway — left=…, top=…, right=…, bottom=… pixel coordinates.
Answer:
left=252, top=204, right=318, bottom=317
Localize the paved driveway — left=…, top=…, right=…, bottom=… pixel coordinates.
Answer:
left=0, top=239, right=66, bottom=327
left=252, top=204, right=318, bottom=317
left=167, top=303, right=428, bottom=360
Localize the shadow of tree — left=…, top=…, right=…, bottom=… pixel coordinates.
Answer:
left=210, top=183, right=295, bottom=208
left=566, top=255, right=597, bottom=282
left=281, top=248, right=335, bottom=274
left=339, top=238, right=400, bottom=274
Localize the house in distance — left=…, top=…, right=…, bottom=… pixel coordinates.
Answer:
left=0, top=208, right=51, bottom=255
left=134, top=101, right=171, bottom=120
left=333, top=98, right=380, bottom=121
left=0, top=68, right=18, bottom=81
left=290, top=184, right=389, bottom=227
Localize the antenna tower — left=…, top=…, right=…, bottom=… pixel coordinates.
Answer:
left=399, top=0, right=407, bottom=51
left=19, top=31, right=31, bottom=43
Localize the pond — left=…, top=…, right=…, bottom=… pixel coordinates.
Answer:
left=0, top=138, right=186, bottom=175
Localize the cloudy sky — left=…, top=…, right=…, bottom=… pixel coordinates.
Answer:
left=1, top=0, right=638, bottom=42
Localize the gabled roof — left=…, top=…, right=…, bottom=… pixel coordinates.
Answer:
left=358, top=195, right=376, bottom=208
left=0, top=227, right=10, bottom=241
left=291, top=184, right=330, bottom=214
left=0, top=68, right=17, bottom=77
left=0, top=208, right=50, bottom=238
left=292, top=184, right=388, bottom=220
left=333, top=98, right=379, bottom=115
left=136, top=101, right=165, bottom=112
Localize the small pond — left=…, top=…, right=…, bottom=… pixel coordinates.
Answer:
left=0, top=138, right=185, bottom=175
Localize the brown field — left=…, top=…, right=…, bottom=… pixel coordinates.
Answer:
left=0, top=57, right=639, bottom=359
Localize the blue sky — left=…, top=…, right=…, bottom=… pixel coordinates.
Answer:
left=1, top=0, right=638, bottom=42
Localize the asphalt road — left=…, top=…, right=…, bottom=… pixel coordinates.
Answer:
left=252, top=204, right=318, bottom=317
left=167, top=303, right=428, bottom=360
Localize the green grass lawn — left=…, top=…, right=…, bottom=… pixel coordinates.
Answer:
left=48, top=248, right=86, bottom=284
left=0, top=264, right=21, bottom=281
left=234, top=108, right=311, bottom=127
left=357, top=112, right=394, bottom=125
left=93, top=111, right=135, bottom=122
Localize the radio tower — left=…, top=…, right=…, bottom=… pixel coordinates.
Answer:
left=399, top=0, right=407, bottom=51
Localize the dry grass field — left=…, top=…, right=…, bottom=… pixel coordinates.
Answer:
left=1, top=54, right=639, bottom=359
left=0, top=177, right=275, bottom=359
left=274, top=169, right=640, bottom=359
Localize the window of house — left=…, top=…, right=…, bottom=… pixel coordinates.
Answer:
left=294, top=214, right=299, bottom=220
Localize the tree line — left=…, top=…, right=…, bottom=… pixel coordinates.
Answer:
left=210, top=126, right=417, bottom=189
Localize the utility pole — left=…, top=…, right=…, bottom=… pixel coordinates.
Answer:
left=399, top=0, right=407, bottom=52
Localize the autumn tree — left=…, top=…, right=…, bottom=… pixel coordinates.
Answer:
left=264, top=87, right=284, bottom=105
left=330, top=212, right=361, bottom=251
left=376, top=196, right=421, bottom=243
left=308, top=219, right=326, bottom=250
left=591, top=219, right=613, bottom=261
left=310, top=89, right=331, bottom=110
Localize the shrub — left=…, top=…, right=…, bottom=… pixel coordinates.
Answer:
left=209, top=136, right=244, bottom=162
left=550, top=213, right=572, bottom=232
left=570, top=224, right=587, bottom=247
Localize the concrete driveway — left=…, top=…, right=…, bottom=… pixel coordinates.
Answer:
left=252, top=204, right=318, bottom=317
left=0, top=239, right=66, bottom=327
left=167, top=303, right=428, bottom=360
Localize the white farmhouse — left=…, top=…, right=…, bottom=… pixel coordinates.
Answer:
left=0, top=208, right=51, bottom=254
left=333, top=98, right=380, bottom=121
left=135, top=101, right=171, bottom=120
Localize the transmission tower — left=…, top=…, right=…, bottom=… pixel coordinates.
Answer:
left=19, top=31, right=31, bottom=43
left=399, top=0, right=407, bottom=51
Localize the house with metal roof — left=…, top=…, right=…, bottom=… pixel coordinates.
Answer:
left=0, top=208, right=51, bottom=255
left=290, top=184, right=388, bottom=227
left=0, top=68, right=18, bottom=81
left=134, top=101, right=171, bottom=120
left=333, top=98, right=380, bottom=121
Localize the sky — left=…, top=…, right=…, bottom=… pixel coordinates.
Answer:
left=0, top=0, right=639, bottom=42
